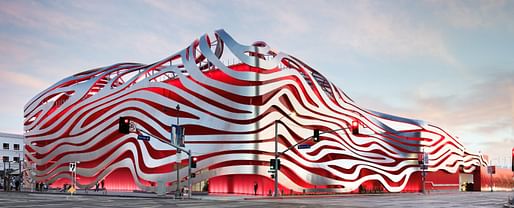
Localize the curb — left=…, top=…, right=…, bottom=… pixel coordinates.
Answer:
left=15, top=190, right=201, bottom=200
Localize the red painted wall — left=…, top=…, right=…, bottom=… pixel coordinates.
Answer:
left=209, top=174, right=285, bottom=195
left=480, top=167, right=514, bottom=191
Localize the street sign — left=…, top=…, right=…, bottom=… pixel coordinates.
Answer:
left=487, top=166, right=496, bottom=174
left=171, top=125, right=185, bottom=147
left=137, top=135, right=150, bottom=141
left=68, top=186, right=76, bottom=194
left=69, top=162, right=76, bottom=172
left=298, top=144, right=311, bottom=149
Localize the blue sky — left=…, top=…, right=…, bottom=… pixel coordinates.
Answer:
left=0, top=0, right=512, bottom=164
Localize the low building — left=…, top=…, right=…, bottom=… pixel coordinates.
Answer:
left=1, top=132, right=24, bottom=189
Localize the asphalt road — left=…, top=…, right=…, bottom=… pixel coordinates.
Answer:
left=0, top=191, right=512, bottom=208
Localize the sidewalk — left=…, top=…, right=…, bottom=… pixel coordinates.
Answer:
left=9, top=189, right=186, bottom=199
left=7, top=188, right=264, bottom=201
left=3, top=188, right=462, bottom=201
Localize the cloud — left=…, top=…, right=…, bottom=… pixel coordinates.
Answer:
left=0, top=1, right=104, bottom=38
left=478, top=137, right=514, bottom=166
left=0, top=70, right=50, bottom=90
left=410, top=71, right=513, bottom=133
left=354, top=70, right=513, bottom=157
left=233, top=1, right=459, bottom=66
left=142, top=0, right=214, bottom=24
left=428, top=0, right=514, bottom=30
left=325, top=1, right=458, bottom=65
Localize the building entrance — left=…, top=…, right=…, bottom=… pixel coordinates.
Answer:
left=459, top=173, right=474, bottom=191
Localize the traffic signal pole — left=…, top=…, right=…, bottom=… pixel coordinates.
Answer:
left=273, top=123, right=357, bottom=198
left=175, top=104, right=180, bottom=198
left=274, top=120, right=279, bottom=197
left=133, top=126, right=194, bottom=199
left=187, top=149, right=192, bottom=199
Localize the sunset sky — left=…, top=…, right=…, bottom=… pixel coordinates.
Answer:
left=0, top=0, right=512, bottom=165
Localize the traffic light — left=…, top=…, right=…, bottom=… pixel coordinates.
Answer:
left=191, top=156, right=198, bottom=168
left=351, top=120, right=359, bottom=135
left=119, top=117, right=130, bottom=134
left=270, top=158, right=281, bottom=170
left=313, top=129, right=320, bottom=142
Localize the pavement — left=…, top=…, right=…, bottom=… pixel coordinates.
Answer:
left=0, top=189, right=513, bottom=207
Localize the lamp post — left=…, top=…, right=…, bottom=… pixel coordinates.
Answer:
left=421, top=148, right=426, bottom=194
left=273, top=112, right=295, bottom=197
left=175, top=104, right=181, bottom=197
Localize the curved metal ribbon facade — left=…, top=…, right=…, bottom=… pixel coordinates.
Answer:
left=23, top=29, right=487, bottom=193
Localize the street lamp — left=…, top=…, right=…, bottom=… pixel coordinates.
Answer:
left=273, top=112, right=295, bottom=197
left=175, top=104, right=181, bottom=197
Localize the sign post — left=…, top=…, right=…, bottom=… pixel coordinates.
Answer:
left=122, top=116, right=194, bottom=199
left=487, top=165, right=496, bottom=192
left=68, top=162, right=78, bottom=195
left=419, top=150, right=428, bottom=194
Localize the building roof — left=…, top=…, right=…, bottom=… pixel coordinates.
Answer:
left=0, top=132, right=24, bottom=139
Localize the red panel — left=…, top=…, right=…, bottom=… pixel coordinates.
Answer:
left=209, top=174, right=293, bottom=195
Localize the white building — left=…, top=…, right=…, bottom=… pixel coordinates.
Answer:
left=0, top=132, right=24, bottom=174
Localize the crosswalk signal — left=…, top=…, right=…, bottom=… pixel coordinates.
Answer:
left=119, top=117, right=130, bottom=134
left=191, top=173, right=196, bottom=178
left=191, top=156, right=198, bottom=168
left=351, top=121, right=359, bottom=135
left=270, top=158, right=281, bottom=170
left=313, top=129, right=320, bottom=142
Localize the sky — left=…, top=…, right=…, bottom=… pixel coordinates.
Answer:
left=0, top=0, right=512, bottom=165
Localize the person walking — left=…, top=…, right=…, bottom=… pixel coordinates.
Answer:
left=14, top=179, right=20, bottom=191
left=3, top=176, right=8, bottom=191
left=253, top=181, right=258, bottom=195
left=95, top=181, right=99, bottom=192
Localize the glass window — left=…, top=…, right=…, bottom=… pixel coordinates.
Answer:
left=13, top=157, right=20, bottom=162
left=14, top=144, right=20, bottom=151
left=3, top=143, right=8, bottom=150
left=2, top=156, right=8, bottom=162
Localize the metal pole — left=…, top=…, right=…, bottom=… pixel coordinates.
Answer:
left=490, top=172, right=493, bottom=192
left=274, top=120, right=279, bottom=197
left=18, top=154, right=21, bottom=191
left=187, top=149, right=192, bottom=199
left=176, top=104, right=180, bottom=198
left=422, top=149, right=425, bottom=194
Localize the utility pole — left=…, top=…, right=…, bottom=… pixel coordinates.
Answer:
left=18, top=154, right=21, bottom=191
left=175, top=104, right=181, bottom=198
left=422, top=149, right=426, bottom=194
left=274, top=120, right=279, bottom=197
left=187, top=149, right=192, bottom=199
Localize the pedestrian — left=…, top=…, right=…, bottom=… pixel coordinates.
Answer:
left=95, top=181, right=99, bottom=192
left=15, top=179, right=20, bottom=191
left=101, top=179, right=104, bottom=190
left=4, top=176, right=9, bottom=191
left=253, top=181, right=258, bottom=195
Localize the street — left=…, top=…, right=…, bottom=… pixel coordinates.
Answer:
left=0, top=191, right=512, bottom=208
